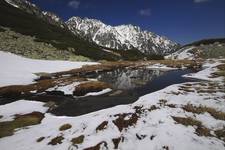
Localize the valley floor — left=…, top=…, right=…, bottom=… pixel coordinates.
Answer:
left=0, top=51, right=224, bottom=150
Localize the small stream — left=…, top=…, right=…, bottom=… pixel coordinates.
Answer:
left=47, top=68, right=198, bottom=116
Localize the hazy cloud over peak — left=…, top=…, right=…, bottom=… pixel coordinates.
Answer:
left=139, top=8, right=151, bottom=16
left=68, top=0, right=80, bottom=9
left=194, top=0, right=210, bottom=3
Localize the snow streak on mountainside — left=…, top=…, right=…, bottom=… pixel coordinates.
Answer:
left=66, top=17, right=179, bottom=55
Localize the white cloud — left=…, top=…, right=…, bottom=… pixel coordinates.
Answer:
left=139, top=8, right=151, bottom=16
left=194, top=0, right=210, bottom=3
left=68, top=0, right=80, bottom=9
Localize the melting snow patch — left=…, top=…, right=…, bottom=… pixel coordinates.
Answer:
left=0, top=100, right=47, bottom=122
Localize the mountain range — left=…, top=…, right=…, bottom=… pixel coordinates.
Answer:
left=66, top=17, right=178, bottom=55
left=7, top=0, right=224, bottom=61
left=0, top=0, right=182, bottom=61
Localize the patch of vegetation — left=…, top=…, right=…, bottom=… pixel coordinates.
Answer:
left=71, top=135, right=85, bottom=145
left=96, top=121, right=108, bottom=132
left=48, top=136, right=64, bottom=145
left=172, top=116, right=212, bottom=137
left=195, top=126, right=211, bottom=137
left=112, top=137, right=123, bottom=149
left=183, top=38, right=225, bottom=47
left=113, top=113, right=139, bottom=132
left=214, top=127, right=225, bottom=142
left=84, top=141, right=108, bottom=150
left=172, top=116, right=202, bottom=127
left=59, top=123, right=72, bottom=131
left=148, top=105, right=160, bottom=111
left=183, top=104, right=225, bottom=121
left=0, top=76, right=86, bottom=98
left=73, top=81, right=111, bottom=96
left=0, top=112, right=44, bottom=138
left=213, top=64, right=225, bottom=80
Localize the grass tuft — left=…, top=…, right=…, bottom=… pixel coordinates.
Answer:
left=59, top=124, right=72, bottom=131
left=183, top=104, right=225, bottom=121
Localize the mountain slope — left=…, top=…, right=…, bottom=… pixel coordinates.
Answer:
left=0, top=0, right=125, bottom=61
left=166, top=38, right=225, bottom=60
left=66, top=17, right=179, bottom=55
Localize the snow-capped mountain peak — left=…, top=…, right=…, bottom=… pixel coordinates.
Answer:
left=66, top=17, right=179, bottom=55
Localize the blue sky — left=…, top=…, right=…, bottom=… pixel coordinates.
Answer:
left=30, top=0, right=225, bottom=44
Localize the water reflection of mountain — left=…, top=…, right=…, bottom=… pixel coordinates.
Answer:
left=97, top=69, right=164, bottom=90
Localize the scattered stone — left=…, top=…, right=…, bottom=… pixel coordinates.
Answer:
left=150, top=135, right=156, bottom=140
left=136, top=134, right=147, bottom=140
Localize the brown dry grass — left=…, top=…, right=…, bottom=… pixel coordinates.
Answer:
left=112, top=137, right=123, bottom=149
left=0, top=77, right=86, bottom=97
left=36, top=137, right=45, bottom=142
left=214, top=127, right=225, bottom=142
left=73, top=81, right=111, bottom=96
left=172, top=116, right=202, bottom=127
left=183, top=104, right=225, bottom=120
left=172, top=116, right=212, bottom=137
left=44, top=60, right=201, bottom=79
left=59, top=124, right=72, bottom=131
left=71, top=135, right=85, bottom=145
left=96, top=121, right=108, bottom=132
left=84, top=141, right=108, bottom=150
left=48, top=136, right=64, bottom=145
left=0, top=112, right=44, bottom=138
left=113, top=113, right=139, bottom=132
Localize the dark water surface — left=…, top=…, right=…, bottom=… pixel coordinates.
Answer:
left=47, top=68, right=197, bottom=116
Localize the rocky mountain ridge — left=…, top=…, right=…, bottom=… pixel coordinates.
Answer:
left=66, top=16, right=179, bottom=55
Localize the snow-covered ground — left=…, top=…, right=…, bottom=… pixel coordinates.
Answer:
left=165, top=47, right=195, bottom=60
left=0, top=57, right=224, bottom=150
left=146, top=63, right=179, bottom=71
left=0, top=100, right=48, bottom=122
left=0, top=51, right=97, bottom=87
left=183, top=60, right=224, bottom=81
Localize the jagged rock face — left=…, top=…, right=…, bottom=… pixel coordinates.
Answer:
left=4, top=0, right=67, bottom=28
left=66, top=17, right=179, bottom=55
left=42, top=11, right=67, bottom=28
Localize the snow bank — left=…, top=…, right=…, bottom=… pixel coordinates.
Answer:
left=0, top=100, right=47, bottom=122
left=0, top=51, right=97, bottom=87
